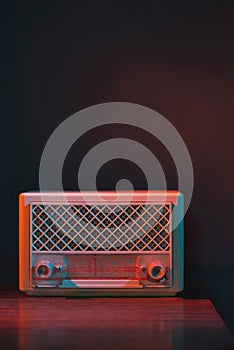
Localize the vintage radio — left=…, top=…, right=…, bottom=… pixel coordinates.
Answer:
left=19, top=191, right=183, bottom=296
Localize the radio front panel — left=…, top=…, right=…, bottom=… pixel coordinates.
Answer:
left=19, top=191, right=183, bottom=296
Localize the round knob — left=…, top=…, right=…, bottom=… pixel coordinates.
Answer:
left=147, top=262, right=166, bottom=282
left=35, top=261, right=54, bottom=278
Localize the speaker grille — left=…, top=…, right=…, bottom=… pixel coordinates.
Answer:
left=31, top=204, right=171, bottom=252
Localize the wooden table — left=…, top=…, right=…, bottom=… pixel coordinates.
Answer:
left=0, top=292, right=233, bottom=350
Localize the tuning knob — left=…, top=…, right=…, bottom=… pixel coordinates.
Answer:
left=35, top=261, right=55, bottom=278
left=147, top=262, right=166, bottom=282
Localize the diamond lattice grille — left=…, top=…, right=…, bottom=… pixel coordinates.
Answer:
left=31, top=204, right=171, bottom=252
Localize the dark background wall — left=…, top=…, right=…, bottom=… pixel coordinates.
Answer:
left=1, top=0, right=234, bottom=334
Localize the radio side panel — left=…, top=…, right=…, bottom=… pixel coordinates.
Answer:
left=19, top=193, right=30, bottom=292
left=172, top=192, right=184, bottom=292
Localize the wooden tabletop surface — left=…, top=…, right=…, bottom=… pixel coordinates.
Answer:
left=0, top=292, right=233, bottom=350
